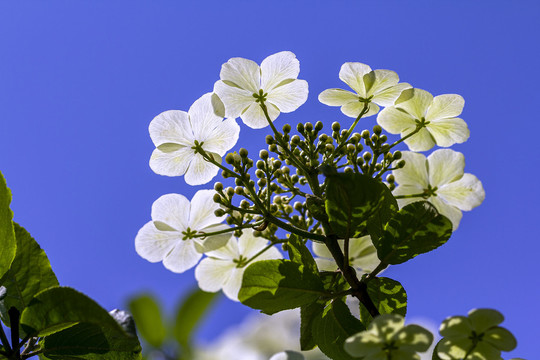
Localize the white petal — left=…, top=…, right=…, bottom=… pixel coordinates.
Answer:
left=219, top=57, right=260, bottom=93
left=163, top=240, right=202, bottom=273
left=184, top=153, right=221, bottom=186
left=213, top=80, right=255, bottom=118
left=403, top=127, right=436, bottom=151
left=396, top=196, right=424, bottom=209
left=339, top=62, right=372, bottom=97
left=193, top=225, right=231, bottom=253
left=372, top=83, right=412, bottom=107
left=135, top=222, right=180, bottom=262
left=203, top=118, right=240, bottom=156
left=429, top=197, right=463, bottom=231
left=364, top=69, right=399, bottom=97
left=195, top=257, right=235, bottom=292
left=393, top=152, right=429, bottom=188
left=427, top=149, right=465, bottom=187
left=222, top=267, right=244, bottom=301
left=188, top=93, right=224, bottom=140
left=318, top=88, right=358, bottom=106
left=205, top=235, right=239, bottom=260
left=238, top=229, right=270, bottom=258
left=149, top=110, right=194, bottom=147
left=426, top=94, right=464, bottom=121
left=189, top=189, right=225, bottom=230
left=377, top=106, right=416, bottom=134
left=349, top=236, right=379, bottom=272
left=314, top=258, right=338, bottom=272
left=149, top=147, right=194, bottom=177
left=258, top=245, right=283, bottom=261
left=240, top=102, right=280, bottom=129
left=260, top=51, right=300, bottom=91
left=427, top=117, right=470, bottom=147
left=395, top=88, right=433, bottom=120
left=393, top=185, right=425, bottom=209
left=437, top=174, right=485, bottom=211
left=267, top=79, right=308, bottom=113
left=312, top=241, right=332, bottom=259
left=342, top=101, right=379, bottom=118
left=151, top=193, right=190, bottom=231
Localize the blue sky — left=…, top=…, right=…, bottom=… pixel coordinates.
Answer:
left=1, top=1, right=538, bottom=358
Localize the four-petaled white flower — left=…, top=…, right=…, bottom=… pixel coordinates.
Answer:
left=319, top=62, right=411, bottom=118
left=149, top=93, right=240, bottom=185
left=195, top=229, right=282, bottom=301
left=213, top=51, right=309, bottom=129
left=392, top=149, right=485, bottom=230
left=135, top=190, right=230, bottom=273
left=312, top=236, right=380, bottom=275
left=377, top=88, right=469, bottom=151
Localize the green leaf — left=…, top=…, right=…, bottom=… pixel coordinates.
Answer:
left=128, top=294, right=167, bottom=348
left=300, top=302, right=324, bottom=351
left=366, top=183, right=398, bottom=243
left=376, top=202, right=453, bottom=265
left=359, top=277, right=407, bottom=326
left=305, top=195, right=328, bottom=222
left=173, top=288, right=218, bottom=349
left=287, top=234, right=317, bottom=274
left=0, top=171, right=16, bottom=280
left=0, top=223, right=58, bottom=325
left=312, top=299, right=365, bottom=360
left=238, top=260, right=325, bottom=315
left=325, top=173, right=387, bottom=239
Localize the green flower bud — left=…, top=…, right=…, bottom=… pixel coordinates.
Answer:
left=373, top=125, right=382, bottom=135
left=256, top=160, right=265, bottom=170
left=273, top=160, right=282, bottom=169
left=274, top=169, right=283, bottom=178
left=341, top=129, right=348, bottom=137
left=379, top=135, right=387, bottom=142
left=233, top=154, right=242, bottom=164
left=381, top=143, right=390, bottom=153
left=270, top=183, right=279, bottom=191
left=284, top=205, right=293, bottom=214
left=239, top=148, right=248, bottom=158
left=305, top=122, right=313, bottom=132
left=265, top=135, right=274, bottom=144
left=325, top=143, right=335, bottom=152
left=291, top=135, right=301, bottom=145
left=226, top=217, right=234, bottom=225
left=347, top=143, right=356, bottom=153
left=222, top=170, right=229, bottom=178
left=235, top=178, right=242, bottom=186
left=319, top=134, right=328, bottom=142
left=297, top=123, right=304, bottom=133
left=363, top=152, right=372, bottom=161
left=225, top=153, right=235, bottom=164
left=274, top=195, right=283, bottom=204
left=235, top=186, right=244, bottom=195
left=393, top=151, right=402, bottom=160
left=332, top=122, right=340, bottom=132
left=356, top=156, right=364, bottom=165
left=315, top=121, right=323, bottom=131
left=214, top=209, right=225, bottom=217
left=226, top=187, right=235, bottom=197
left=281, top=166, right=290, bottom=175
left=371, top=134, right=379, bottom=142
left=240, top=200, right=250, bottom=209
left=344, top=166, right=353, bottom=174
left=214, top=182, right=223, bottom=192
left=255, top=169, right=264, bottom=178
left=374, top=163, right=382, bottom=171
left=282, top=124, right=291, bottom=133
left=291, top=174, right=299, bottom=183
left=397, top=160, right=406, bottom=168
left=361, top=130, right=370, bottom=139
left=269, top=144, right=278, bottom=152
left=213, top=193, right=222, bottom=203
left=386, top=174, right=395, bottom=183
left=259, top=149, right=269, bottom=160
left=356, top=143, right=364, bottom=152
left=293, top=202, right=303, bottom=211
left=281, top=243, right=289, bottom=251
left=270, top=204, right=278, bottom=213
left=257, top=178, right=267, bottom=187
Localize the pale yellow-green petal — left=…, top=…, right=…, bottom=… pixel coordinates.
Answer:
left=219, top=56, right=260, bottom=93
left=240, top=102, right=280, bottom=129
left=267, top=79, right=308, bottom=113
left=184, top=152, right=221, bottom=186
left=342, top=101, right=379, bottom=118
left=318, top=88, right=358, bottom=106
left=394, top=324, right=433, bottom=352
left=213, top=80, right=255, bottom=119
left=392, top=151, right=429, bottom=188
left=149, top=146, right=194, bottom=177
left=426, top=117, right=470, bottom=147
left=163, top=240, right=202, bottom=273
left=149, top=110, right=194, bottom=147
left=427, top=149, right=465, bottom=187
left=439, top=315, right=472, bottom=337
left=403, top=127, right=436, bottom=152
left=260, top=51, right=300, bottom=91
left=188, top=93, right=224, bottom=139
left=135, top=221, right=180, bottom=263
left=151, top=193, right=190, bottom=231
left=364, top=69, right=399, bottom=97
left=437, top=174, right=485, bottom=211
left=339, top=62, right=372, bottom=97
left=372, top=83, right=412, bottom=107
left=484, top=327, right=517, bottom=351
left=395, top=88, right=433, bottom=120
left=468, top=308, right=504, bottom=333
left=426, top=94, right=464, bottom=121
left=377, top=106, right=416, bottom=134
left=195, top=257, right=235, bottom=292
left=437, top=337, right=471, bottom=359
left=202, top=117, right=240, bottom=156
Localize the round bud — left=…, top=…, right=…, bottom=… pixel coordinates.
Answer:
left=341, top=129, right=348, bottom=137
left=235, top=178, right=242, bottom=186
left=291, top=174, right=299, bottom=183
left=344, top=166, right=353, bottom=174
left=281, top=166, right=290, bottom=175
left=297, top=123, right=305, bottom=133
left=381, top=143, right=390, bottom=153
left=386, top=174, right=395, bottom=183
left=380, top=135, right=387, bottom=142
left=363, top=152, right=372, bottom=161
left=356, top=156, right=364, bottom=165
left=214, top=209, right=225, bottom=217
left=239, top=148, right=248, bottom=158
left=361, top=130, right=370, bottom=139
left=225, top=153, right=235, bottom=164
left=274, top=169, right=283, bottom=178
left=293, top=148, right=301, bottom=156
left=233, top=154, right=242, bottom=164
left=315, top=121, right=323, bottom=131
left=259, top=149, right=269, bottom=159
left=311, top=159, right=320, bottom=167
left=255, top=169, right=265, bottom=178
left=356, top=143, right=364, bottom=152
left=240, top=200, right=250, bottom=209
left=319, top=134, right=328, bottom=142
left=371, top=134, right=379, bottom=142
left=375, top=164, right=383, bottom=171
left=270, top=183, right=279, bottom=191
left=273, top=160, right=282, bottom=169
left=226, top=217, right=233, bottom=225
left=257, top=178, right=267, bottom=187
left=282, top=124, right=291, bottom=133
left=214, top=182, right=223, bottom=192
left=397, top=160, right=406, bottom=168
left=235, top=186, right=244, bottom=195
left=347, top=143, right=356, bottom=153
left=270, top=204, right=278, bottom=213
left=269, top=144, right=278, bottom=152
left=265, top=135, right=274, bottom=144
left=226, top=187, right=235, bottom=197
left=291, top=135, right=301, bottom=145
left=213, top=193, right=222, bottom=203
left=284, top=205, right=293, bottom=214
left=393, top=151, right=402, bottom=160
left=332, top=122, right=340, bottom=132
left=222, top=170, right=229, bottom=178
left=294, top=202, right=303, bottom=211
left=351, top=132, right=361, bottom=142
left=256, top=160, right=265, bottom=170
left=305, top=122, right=313, bottom=132
left=373, top=125, right=382, bottom=135
left=274, top=195, right=283, bottom=204
left=297, top=169, right=304, bottom=176
left=282, top=243, right=289, bottom=251
left=325, top=143, right=335, bottom=152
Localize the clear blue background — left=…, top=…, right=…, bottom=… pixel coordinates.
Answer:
left=0, top=1, right=538, bottom=358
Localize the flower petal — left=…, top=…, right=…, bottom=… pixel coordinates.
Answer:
left=193, top=224, right=231, bottom=253
left=345, top=332, right=384, bottom=357
left=438, top=174, right=485, bottom=211
left=364, top=69, right=399, bottom=97
left=427, top=117, right=470, bottom=147
left=471, top=342, right=502, bottom=360
left=149, top=110, right=194, bottom=147
left=372, top=83, right=412, bottom=107
left=395, top=88, right=433, bottom=120
left=392, top=151, right=429, bottom=188
left=342, top=101, right=379, bottom=118
left=349, top=236, right=379, bottom=272
left=240, top=102, right=280, bottom=129
left=394, top=324, right=433, bottom=352
left=339, top=62, right=372, bottom=97
left=189, top=93, right=224, bottom=140
left=151, top=193, right=190, bottom=231
left=439, top=315, right=473, bottom=337
left=314, top=258, right=338, bottom=272
left=203, top=117, right=240, bottom=156
left=195, top=257, right=235, bottom=292
left=213, top=80, right=255, bottom=119
left=149, top=146, right=194, bottom=177
left=318, top=88, right=358, bottom=106
left=189, top=189, right=224, bottom=230
left=163, top=240, right=202, bottom=273
left=403, top=127, right=436, bottom=151
left=312, top=241, right=332, bottom=259
left=184, top=152, right=221, bottom=186
left=222, top=267, right=244, bottom=301
left=219, top=57, right=260, bottom=93
left=135, top=222, right=180, bottom=262
left=429, top=197, right=463, bottom=231
left=468, top=308, right=504, bottom=333
left=427, top=149, right=465, bottom=187
left=484, top=327, right=517, bottom=351
left=267, top=79, right=308, bottom=113
left=260, top=51, right=300, bottom=91
left=437, top=337, right=471, bottom=359
left=426, top=94, right=464, bottom=121
left=377, top=106, right=416, bottom=134
left=238, top=230, right=269, bottom=258
left=204, top=235, right=238, bottom=259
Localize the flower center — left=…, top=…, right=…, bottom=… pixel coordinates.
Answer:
left=253, top=89, right=268, bottom=103
left=191, top=140, right=205, bottom=152
left=181, top=227, right=198, bottom=240
left=233, top=255, right=248, bottom=268
left=358, top=95, right=373, bottom=103
left=422, top=184, right=438, bottom=198
left=469, top=331, right=484, bottom=345
left=415, top=117, right=430, bottom=128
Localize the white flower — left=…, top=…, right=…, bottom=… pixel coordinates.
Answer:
left=319, top=62, right=411, bottom=118
left=312, top=236, right=380, bottom=275
left=135, top=190, right=230, bottom=273
left=195, top=229, right=282, bottom=301
left=377, top=88, right=469, bottom=151
left=392, top=149, right=485, bottom=230
left=213, top=51, right=309, bottom=129
left=149, top=93, right=240, bottom=185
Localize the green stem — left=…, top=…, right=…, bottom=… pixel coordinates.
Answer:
left=365, top=261, right=389, bottom=282
left=394, top=193, right=424, bottom=199
left=242, top=239, right=287, bottom=267
left=0, top=325, right=11, bottom=354
left=267, top=215, right=326, bottom=242
left=194, top=221, right=264, bottom=238
left=387, top=124, right=423, bottom=150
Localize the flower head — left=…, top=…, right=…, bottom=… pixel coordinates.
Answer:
left=213, top=51, right=309, bottom=129
left=345, top=314, right=433, bottom=360
left=195, top=229, right=282, bottom=301
left=392, top=149, right=485, bottom=230
left=319, top=62, right=411, bottom=118
left=149, top=93, right=240, bottom=185
left=377, top=88, right=469, bottom=151
left=135, top=190, right=230, bottom=273
left=437, top=308, right=517, bottom=360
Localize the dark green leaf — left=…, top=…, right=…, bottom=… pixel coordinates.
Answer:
left=0, top=223, right=58, bottom=325
left=312, top=299, right=364, bottom=360
left=128, top=294, right=167, bottom=348
left=359, top=277, right=407, bottom=326
left=325, top=173, right=387, bottom=239
left=320, top=271, right=349, bottom=294
left=0, top=172, right=16, bottom=280
left=174, top=288, right=218, bottom=349
left=238, top=260, right=325, bottom=315
left=366, top=183, right=398, bottom=244
left=376, top=202, right=453, bottom=265
left=300, top=302, right=324, bottom=351
left=287, top=234, right=317, bottom=274
left=305, top=195, right=328, bottom=222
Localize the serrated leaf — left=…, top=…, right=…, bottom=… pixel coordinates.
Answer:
left=0, top=172, right=16, bottom=281
left=312, top=299, right=365, bottom=360
left=238, top=260, right=325, bottom=315
left=287, top=235, right=317, bottom=274
left=0, top=223, right=58, bottom=325
left=366, top=184, right=398, bottom=243
left=359, top=277, right=407, bottom=326
left=376, top=202, right=453, bottom=265
left=128, top=294, right=167, bottom=348
left=300, top=302, right=324, bottom=351
left=325, top=173, right=387, bottom=239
